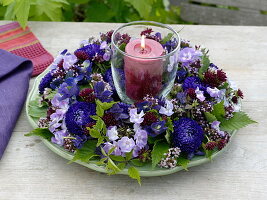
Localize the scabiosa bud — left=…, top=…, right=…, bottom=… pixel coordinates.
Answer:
left=79, top=88, right=96, bottom=103
left=102, top=112, right=117, bottom=127
left=141, top=112, right=158, bottom=126
left=173, top=118, right=204, bottom=154
left=187, top=88, right=196, bottom=99
left=204, top=69, right=227, bottom=88
left=74, top=49, right=90, bottom=60
left=232, top=96, right=238, bottom=104
left=217, top=139, right=227, bottom=150
left=237, top=89, right=244, bottom=98
left=205, top=141, right=217, bottom=150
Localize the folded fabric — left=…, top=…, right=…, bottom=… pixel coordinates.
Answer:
left=0, top=49, right=32, bottom=159
left=0, top=22, right=53, bottom=77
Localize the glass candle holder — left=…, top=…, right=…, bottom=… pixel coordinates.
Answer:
left=111, top=21, right=181, bottom=104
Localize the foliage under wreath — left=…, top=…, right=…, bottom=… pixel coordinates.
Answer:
left=26, top=29, right=256, bottom=184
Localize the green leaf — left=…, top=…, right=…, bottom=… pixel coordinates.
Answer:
left=220, top=111, right=257, bottom=131
left=1, top=0, right=14, bottom=6
left=211, top=101, right=225, bottom=121
left=28, top=99, right=47, bottom=118
left=109, top=155, right=126, bottom=162
left=89, top=129, right=101, bottom=138
left=25, top=128, right=53, bottom=140
left=96, top=104, right=104, bottom=117
left=71, top=140, right=98, bottom=163
left=107, top=158, right=121, bottom=175
left=198, top=53, right=210, bottom=79
left=177, top=157, right=190, bottom=171
left=204, top=112, right=217, bottom=122
left=123, top=0, right=153, bottom=19
left=117, top=162, right=126, bottom=170
left=125, top=151, right=133, bottom=161
left=128, top=166, right=141, bottom=185
left=130, top=159, right=146, bottom=167
left=14, top=0, right=30, bottom=28
left=160, top=33, right=173, bottom=44
left=67, top=0, right=89, bottom=3
left=151, top=140, right=169, bottom=168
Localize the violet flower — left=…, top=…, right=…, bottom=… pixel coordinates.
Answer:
left=150, top=121, right=168, bottom=136
left=129, top=108, right=145, bottom=124
left=103, top=141, right=121, bottom=156
left=109, top=103, right=129, bottom=120
left=159, top=99, right=174, bottom=116
left=51, top=129, right=68, bottom=146
left=134, top=129, right=148, bottom=148
left=178, top=47, right=202, bottom=67
left=195, top=87, right=205, bottom=102
left=117, top=137, right=135, bottom=153
left=58, top=78, right=80, bottom=100
left=63, top=54, right=77, bottom=70
left=94, top=81, right=113, bottom=102
left=106, top=126, right=119, bottom=141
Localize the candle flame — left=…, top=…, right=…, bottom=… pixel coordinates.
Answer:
left=141, top=35, right=145, bottom=49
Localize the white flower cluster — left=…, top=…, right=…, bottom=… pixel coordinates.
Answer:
left=158, top=147, right=181, bottom=169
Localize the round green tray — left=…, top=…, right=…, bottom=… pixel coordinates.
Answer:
left=26, top=68, right=236, bottom=177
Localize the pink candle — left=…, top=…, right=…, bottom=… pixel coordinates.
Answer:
left=124, top=36, right=164, bottom=101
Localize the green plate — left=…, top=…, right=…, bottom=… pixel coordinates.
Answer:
left=26, top=68, right=236, bottom=177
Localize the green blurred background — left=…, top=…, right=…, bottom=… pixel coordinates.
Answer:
left=0, top=0, right=190, bottom=28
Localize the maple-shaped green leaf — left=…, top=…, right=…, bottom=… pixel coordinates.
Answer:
left=71, top=140, right=98, bottom=163
left=25, top=128, right=53, bottom=140
left=1, top=0, right=14, bottom=6
left=151, top=140, right=169, bottom=168
left=128, top=166, right=141, bottom=185
left=211, top=101, right=225, bottom=121
left=13, top=0, right=30, bottom=28
left=220, top=111, right=257, bottom=131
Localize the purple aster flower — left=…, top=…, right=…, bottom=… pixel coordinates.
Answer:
left=58, top=78, right=80, bottom=100
left=94, top=81, right=113, bottom=102
left=39, top=72, right=53, bottom=94
left=103, top=141, right=121, bottom=156
left=129, top=108, right=145, bottom=124
left=176, top=67, right=187, bottom=83
left=75, top=43, right=105, bottom=60
left=134, top=129, right=148, bottom=148
left=195, top=87, right=206, bottom=102
left=106, top=126, right=119, bottom=141
left=63, top=54, right=78, bottom=70
left=51, top=130, right=68, bottom=146
left=149, top=121, right=168, bottom=136
left=65, top=102, right=96, bottom=135
left=173, top=118, right=204, bottom=154
left=178, top=47, right=202, bottom=67
left=182, top=76, right=206, bottom=91
left=117, top=137, right=135, bottom=153
left=159, top=99, right=174, bottom=116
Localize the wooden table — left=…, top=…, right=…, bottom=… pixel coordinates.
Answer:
left=0, top=21, right=266, bottom=200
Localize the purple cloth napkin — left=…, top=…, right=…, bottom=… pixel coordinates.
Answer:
left=0, top=49, right=32, bottom=159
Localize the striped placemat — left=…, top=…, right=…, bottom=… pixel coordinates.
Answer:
left=0, top=22, right=54, bottom=76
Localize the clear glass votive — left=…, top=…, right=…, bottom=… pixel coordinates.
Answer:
left=111, top=21, right=181, bottom=104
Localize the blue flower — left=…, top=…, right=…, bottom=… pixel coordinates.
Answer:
left=94, top=81, right=113, bottom=102
left=75, top=43, right=104, bottom=60
left=172, top=118, right=204, bottom=154
left=108, top=103, right=129, bottom=120
left=145, top=121, right=167, bottom=137
left=58, top=78, right=80, bottom=100
left=163, top=38, right=178, bottom=53
left=182, top=76, right=206, bottom=91
left=39, top=72, right=53, bottom=94
left=176, top=67, right=187, bottom=83
left=176, top=92, right=187, bottom=104
left=136, top=101, right=153, bottom=113
left=103, top=68, right=125, bottom=96
left=65, top=102, right=96, bottom=135
left=73, top=135, right=88, bottom=149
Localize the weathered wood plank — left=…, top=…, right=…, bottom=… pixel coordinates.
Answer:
left=181, top=2, right=267, bottom=25
left=190, top=0, right=267, bottom=11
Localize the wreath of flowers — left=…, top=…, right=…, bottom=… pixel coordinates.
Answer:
left=27, top=28, right=256, bottom=184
